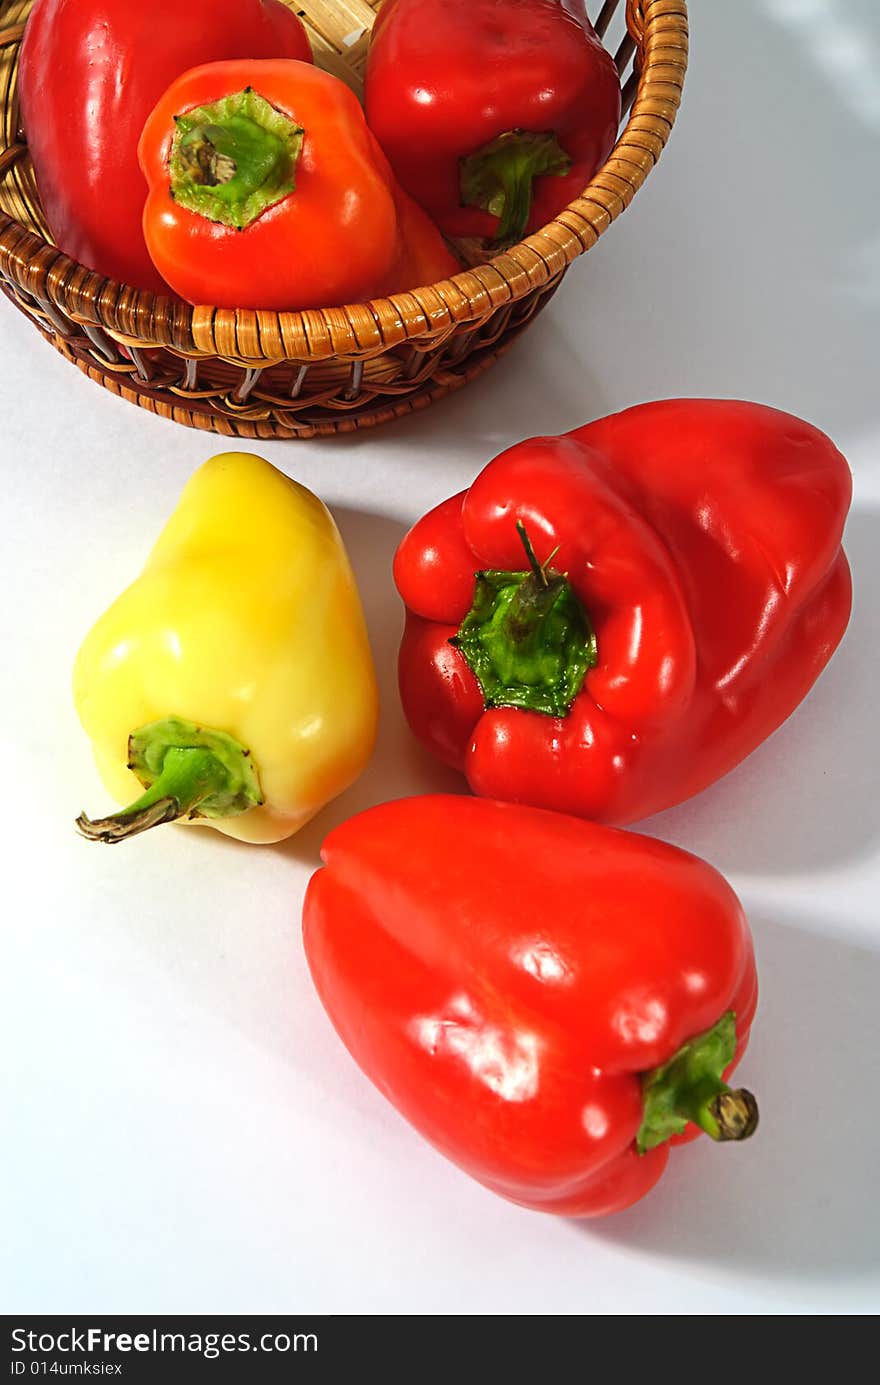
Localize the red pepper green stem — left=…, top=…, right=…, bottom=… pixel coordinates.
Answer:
left=169, top=87, right=304, bottom=229
left=459, top=130, right=572, bottom=247
left=637, top=1012, right=759, bottom=1154
left=450, top=521, right=596, bottom=717
left=76, top=716, right=263, bottom=844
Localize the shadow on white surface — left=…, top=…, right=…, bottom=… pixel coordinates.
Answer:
left=279, top=504, right=465, bottom=871
left=759, top=0, right=880, bottom=134
left=418, top=306, right=615, bottom=453
left=578, top=908, right=880, bottom=1280
left=330, top=306, right=614, bottom=465
left=640, top=507, right=879, bottom=876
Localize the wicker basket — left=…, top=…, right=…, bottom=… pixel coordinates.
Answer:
left=0, top=0, right=687, bottom=439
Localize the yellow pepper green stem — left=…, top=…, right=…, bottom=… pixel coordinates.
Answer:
left=76, top=717, right=263, bottom=843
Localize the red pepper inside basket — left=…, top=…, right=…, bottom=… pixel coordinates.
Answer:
left=18, top=0, right=314, bottom=294
left=365, top=0, right=622, bottom=246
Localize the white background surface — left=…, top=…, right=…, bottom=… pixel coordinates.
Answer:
left=3, top=1, right=879, bottom=1316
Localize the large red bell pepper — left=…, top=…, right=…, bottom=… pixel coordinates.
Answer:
left=303, top=796, right=758, bottom=1217
left=18, top=0, right=313, bottom=293
left=394, top=400, right=852, bottom=825
left=364, top=0, right=621, bottom=246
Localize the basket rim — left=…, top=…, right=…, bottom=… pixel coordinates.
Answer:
left=0, top=0, right=688, bottom=360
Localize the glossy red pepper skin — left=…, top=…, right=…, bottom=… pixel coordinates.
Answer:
left=394, top=400, right=852, bottom=824
left=138, top=60, right=460, bottom=310
left=364, top=0, right=621, bottom=242
left=303, top=796, right=758, bottom=1217
left=18, top=0, right=312, bottom=293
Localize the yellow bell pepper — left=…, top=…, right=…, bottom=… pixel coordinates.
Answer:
left=74, top=452, right=378, bottom=844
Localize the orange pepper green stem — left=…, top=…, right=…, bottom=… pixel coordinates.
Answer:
left=168, top=87, right=303, bottom=229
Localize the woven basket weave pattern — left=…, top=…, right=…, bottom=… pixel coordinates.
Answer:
left=0, top=0, right=688, bottom=438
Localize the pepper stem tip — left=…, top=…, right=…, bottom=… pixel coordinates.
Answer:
left=75, top=800, right=182, bottom=844
left=709, top=1088, right=759, bottom=1142
left=516, top=519, right=552, bottom=587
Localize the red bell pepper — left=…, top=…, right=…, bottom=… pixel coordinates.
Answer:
left=394, top=400, right=852, bottom=825
left=303, top=795, right=758, bottom=1217
left=138, top=60, right=460, bottom=309
left=364, top=0, right=621, bottom=246
left=18, top=0, right=313, bottom=293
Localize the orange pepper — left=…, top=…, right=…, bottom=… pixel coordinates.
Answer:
left=138, top=60, right=460, bottom=309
